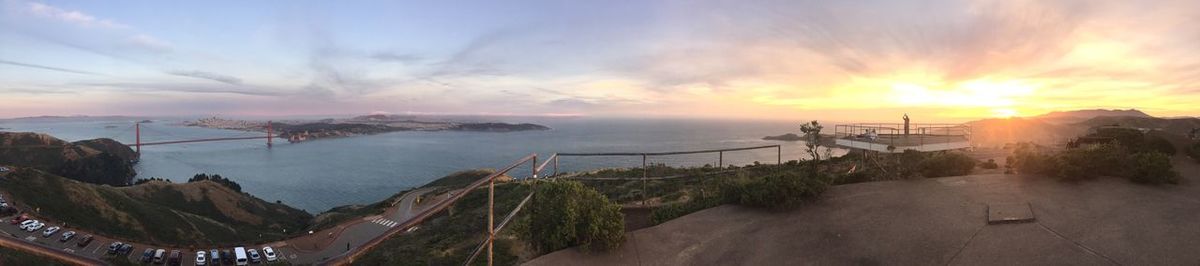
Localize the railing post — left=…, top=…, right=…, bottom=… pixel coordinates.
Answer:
left=718, top=151, right=723, bottom=169
left=777, top=145, right=782, bottom=169
left=488, top=178, right=494, bottom=266
left=642, top=154, right=648, bottom=206
left=553, top=156, right=558, bottom=177
left=532, top=156, right=538, bottom=179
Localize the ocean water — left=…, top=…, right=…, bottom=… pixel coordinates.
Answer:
left=0, top=117, right=846, bottom=213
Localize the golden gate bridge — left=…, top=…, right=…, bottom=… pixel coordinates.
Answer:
left=130, top=121, right=279, bottom=154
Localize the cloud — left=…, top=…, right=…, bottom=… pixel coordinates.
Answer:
left=24, top=2, right=127, bottom=29
left=166, top=70, right=243, bottom=85
left=0, top=59, right=107, bottom=76
left=128, top=34, right=172, bottom=53
left=369, top=52, right=422, bottom=63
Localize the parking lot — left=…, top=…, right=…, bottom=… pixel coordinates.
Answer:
left=0, top=213, right=293, bottom=265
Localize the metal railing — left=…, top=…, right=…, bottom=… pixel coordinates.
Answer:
left=322, top=154, right=539, bottom=266
left=325, top=145, right=786, bottom=266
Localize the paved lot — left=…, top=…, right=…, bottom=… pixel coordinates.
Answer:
left=528, top=156, right=1200, bottom=265
left=0, top=187, right=439, bottom=265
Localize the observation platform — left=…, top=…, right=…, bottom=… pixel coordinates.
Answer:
left=834, top=123, right=971, bottom=153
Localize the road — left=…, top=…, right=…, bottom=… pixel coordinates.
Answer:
left=0, top=187, right=444, bottom=265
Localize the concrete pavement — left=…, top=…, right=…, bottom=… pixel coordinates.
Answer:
left=528, top=157, right=1200, bottom=265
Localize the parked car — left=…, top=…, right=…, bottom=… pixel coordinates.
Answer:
left=76, top=235, right=94, bottom=247
left=10, top=214, right=28, bottom=225
left=18, top=219, right=35, bottom=229
left=153, top=249, right=166, bottom=264
left=168, top=250, right=182, bottom=266
left=107, top=242, right=122, bottom=255
left=26, top=221, right=44, bottom=232
left=195, top=251, right=207, bottom=266
left=222, top=249, right=234, bottom=265
left=120, top=243, right=134, bottom=255
left=248, top=248, right=261, bottom=263
left=42, top=226, right=60, bottom=237
left=262, top=246, right=278, bottom=262
left=141, top=248, right=154, bottom=263
left=209, top=249, right=220, bottom=264
left=59, top=231, right=76, bottom=242
left=234, top=247, right=247, bottom=266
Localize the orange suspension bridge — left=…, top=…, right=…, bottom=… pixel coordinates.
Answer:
left=130, top=121, right=280, bottom=154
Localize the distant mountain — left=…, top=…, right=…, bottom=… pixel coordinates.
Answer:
left=966, top=118, right=1086, bottom=147
left=1032, top=109, right=1150, bottom=124
left=964, top=109, right=1197, bottom=147
left=0, top=132, right=137, bottom=186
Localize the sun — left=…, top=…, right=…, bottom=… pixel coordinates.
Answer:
left=991, top=108, right=1019, bottom=118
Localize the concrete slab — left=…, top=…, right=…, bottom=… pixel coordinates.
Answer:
left=527, top=164, right=1200, bottom=265
left=987, top=203, right=1035, bottom=225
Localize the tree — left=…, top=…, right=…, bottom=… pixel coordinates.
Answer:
left=800, top=120, right=824, bottom=175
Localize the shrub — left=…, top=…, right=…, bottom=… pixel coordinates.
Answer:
left=722, top=171, right=829, bottom=210
left=979, top=159, right=999, bottom=169
left=1012, top=144, right=1060, bottom=176
left=918, top=152, right=977, bottom=178
left=529, top=181, right=625, bottom=253
left=1188, top=142, right=1200, bottom=163
left=1054, top=144, right=1127, bottom=180
left=1144, top=135, right=1177, bottom=155
left=1128, top=152, right=1179, bottom=184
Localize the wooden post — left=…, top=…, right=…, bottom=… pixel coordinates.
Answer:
left=553, top=156, right=559, bottom=177
left=488, top=179, right=494, bottom=266
left=532, top=156, right=538, bottom=179
left=718, top=151, right=723, bottom=169
left=777, top=145, right=782, bottom=170
left=642, top=154, right=648, bottom=206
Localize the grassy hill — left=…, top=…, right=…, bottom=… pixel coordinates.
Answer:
left=0, top=132, right=137, bottom=186
left=0, top=168, right=311, bottom=246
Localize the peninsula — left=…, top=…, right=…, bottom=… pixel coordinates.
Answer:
left=186, top=114, right=550, bottom=142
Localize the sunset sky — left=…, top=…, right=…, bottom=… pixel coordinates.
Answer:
left=1, top=0, right=1198, bottom=121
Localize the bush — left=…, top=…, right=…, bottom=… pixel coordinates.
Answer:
left=918, top=153, right=977, bottom=177
left=1054, top=144, right=1127, bottom=180
left=1128, top=152, right=1179, bottom=184
left=979, top=159, right=999, bottom=169
left=1188, top=142, right=1200, bottom=163
left=1012, top=143, right=1061, bottom=176
left=722, top=171, right=829, bottom=210
left=529, top=181, right=625, bottom=253
left=1144, top=135, right=1177, bottom=155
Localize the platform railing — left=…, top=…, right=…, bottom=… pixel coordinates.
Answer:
left=327, top=145, right=788, bottom=266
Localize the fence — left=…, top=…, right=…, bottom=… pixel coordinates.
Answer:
left=323, top=145, right=785, bottom=266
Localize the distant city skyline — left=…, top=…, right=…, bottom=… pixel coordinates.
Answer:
left=2, top=0, right=1199, bottom=121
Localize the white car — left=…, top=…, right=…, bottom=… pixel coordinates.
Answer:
left=195, top=251, right=207, bottom=266
left=262, top=246, right=278, bottom=262
left=18, top=220, right=35, bottom=229
left=23, top=220, right=43, bottom=232
left=42, top=226, right=60, bottom=237
left=29, top=222, right=45, bottom=232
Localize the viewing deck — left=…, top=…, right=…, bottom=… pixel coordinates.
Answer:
left=834, top=123, right=971, bottom=153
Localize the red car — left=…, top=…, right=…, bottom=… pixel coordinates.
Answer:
left=9, top=214, right=28, bottom=225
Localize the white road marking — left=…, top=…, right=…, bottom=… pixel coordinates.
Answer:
left=24, top=236, right=35, bottom=241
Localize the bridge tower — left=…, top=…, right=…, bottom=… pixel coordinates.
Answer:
left=266, top=121, right=273, bottom=148
left=135, top=122, right=141, bottom=155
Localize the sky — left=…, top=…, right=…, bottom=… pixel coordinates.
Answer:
left=1, top=0, right=1199, bottom=122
